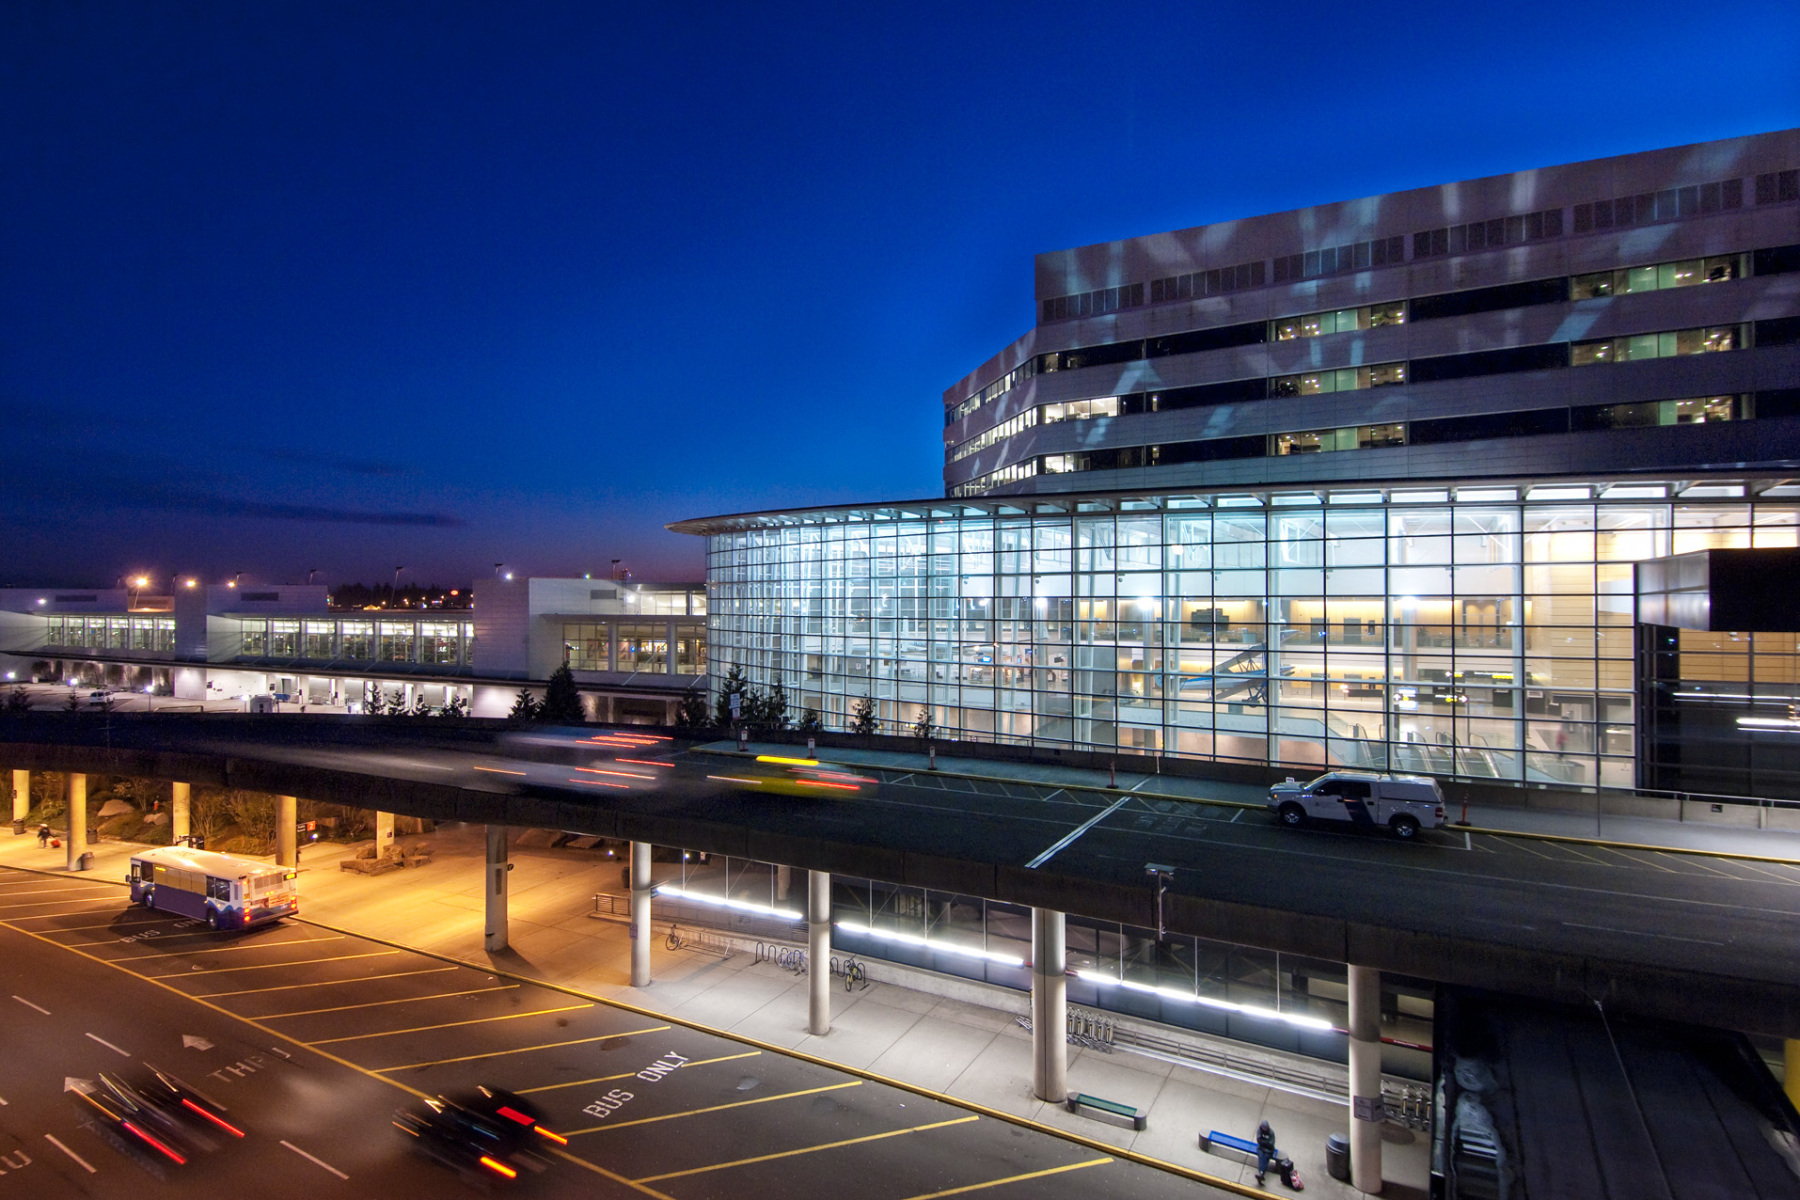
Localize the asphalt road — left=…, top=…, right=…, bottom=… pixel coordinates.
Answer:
left=5, top=715, right=1800, bottom=1031
left=0, top=865, right=1220, bottom=1200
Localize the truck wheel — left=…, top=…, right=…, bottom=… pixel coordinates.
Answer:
left=1278, top=803, right=1305, bottom=828
left=1390, top=815, right=1420, bottom=840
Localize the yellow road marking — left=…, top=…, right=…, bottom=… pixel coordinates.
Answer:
left=518, top=1050, right=760, bottom=1094
left=117, top=935, right=347, bottom=960
left=551, top=1147, right=680, bottom=1200
left=1596, top=846, right=1676, bottom=873
left=898, top=1156, right=1113, bottom=1199
left=635, top=1114, right=976, bottom=1182
left=309, top=1003, right=593, bottom=1044
left=575, top=1080, right=861, bottom=1136
left=147, top=949, right=401, bottom=978
left=0, top=896, right=122, bottom=911
left=198, top=966, right=459, bottom=997
left=373, top=1025, right=670, bottom=1073
left=8, top=915, right=167, bottom=928
left=259, top=984, right=519, bottom=1019
left=0, top=886, right=119, bottom=898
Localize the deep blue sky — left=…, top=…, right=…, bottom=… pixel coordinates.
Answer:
left=2, top=1, right=1795, bottom=589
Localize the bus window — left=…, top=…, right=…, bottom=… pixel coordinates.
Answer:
left=206, top=877, right=233, bottom=902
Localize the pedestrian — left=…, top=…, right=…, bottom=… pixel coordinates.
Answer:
left=36, top=823, right=49, bottom=848
left=1255, top=1119, right=1278, bottom=1187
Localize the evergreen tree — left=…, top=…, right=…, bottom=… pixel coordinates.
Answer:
left=797, top=706, right=822, bottom=733
left=438, top=695, right=469, bottom=719
left=849, top=695, right=878, bottom=735
left=509, top=689, right=543, bottom=722
left=715, top=665, right=751, bottom=728
left=540, top=665, right=585, bottom=724
left=759, top=676, right=792, bottom=732
left=675, top=684, right=711, bottom=729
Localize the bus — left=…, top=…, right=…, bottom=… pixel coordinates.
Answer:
left=127, top=846, right=299, bottom=930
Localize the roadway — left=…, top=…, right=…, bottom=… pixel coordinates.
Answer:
left=3, top=714, right=1799, bottom=1035
left=0, top=865, right=1215, bottom=1200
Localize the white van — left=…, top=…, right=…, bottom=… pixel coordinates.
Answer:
left=1267, top=771, right=1446, bottom=839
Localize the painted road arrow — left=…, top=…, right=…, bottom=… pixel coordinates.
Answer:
left=182, top=1035, right=214, bottom=1051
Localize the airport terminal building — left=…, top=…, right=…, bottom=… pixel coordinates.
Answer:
left=674, top=130, right=1800, bottom=797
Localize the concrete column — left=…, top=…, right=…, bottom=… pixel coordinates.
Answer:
left=1348, top=963, right=1384, bottom=1194
left=1786, top=1041, right=1800, bottom=1112
left=374, top=810, right=395, bottom=859
left=1030, top=907, right=1067, bottom=1102
left=275, top=795, right=298, bottom=867
left=776, top=863, right=791, bottom=901
left=65, top=773, right=87, bottom=870
left=630, top=840, right=652, bottom=987
left=485, top=826, right=509, bottom=952
left=808, top=870, right=831, bottom=1036
left=170, top=781, right=190, bottom=843
left=11, top=769, right=27, bottom=827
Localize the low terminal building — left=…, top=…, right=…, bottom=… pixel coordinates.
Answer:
left=0, top=575, right=705, bottom=724
left=673, top=128, right=1800, bottom=799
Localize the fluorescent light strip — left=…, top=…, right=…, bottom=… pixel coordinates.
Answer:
left=834, top=920, right=1025, bottom=967
left=1072, top=970, right=1337, bottom=1032
left=655, top=885, right=801, bottom=921
left=1737, top=717, right=1800, bottom=730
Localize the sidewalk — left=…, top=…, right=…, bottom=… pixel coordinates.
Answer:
left=0, top=827, right=1428, bottom=1198
left=703, top=738, right=1800, bottom=860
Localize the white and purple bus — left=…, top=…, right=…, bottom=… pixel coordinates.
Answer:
left=127, top=846, right=299, bottom=930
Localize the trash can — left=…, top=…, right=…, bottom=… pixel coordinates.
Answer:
left=11, top=819, right=23, bottom=835
left=78, top=850, right=95, bottom=872
left=1325, top=1133, right=1351, bottom=1182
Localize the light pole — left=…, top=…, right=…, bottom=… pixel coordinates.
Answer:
left=392, top=566, right=407, bottom=609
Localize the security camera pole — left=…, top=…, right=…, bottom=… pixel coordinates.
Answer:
left=1145, top=863, right=1174, bottom=940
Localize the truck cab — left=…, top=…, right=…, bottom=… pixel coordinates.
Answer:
left=1267, top=771, right=1446, bottom=839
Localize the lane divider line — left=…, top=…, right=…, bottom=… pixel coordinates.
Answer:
left=634, top=1114, right=975, bottom=1183
left=85, top=1032, right=131, bottom=1057
left=307, top=1002, right=594, bottom=1045
left=44, top=1133, right=95, bottom=1173
left=897, top=1155, right=1114, bottom=1200
left=146, top=949, right=401, bottom=978
left=571, top=1080, right=861, bottom=1136
left=196, top=966, right=459, bottom=998
left=12, top=994, right=49, bottom=1015
left=280, top=1139, right=348, bottom=1179
left=117, top=934, right=348, bottom=961
left=372, top=1026, right=671, bottom=1074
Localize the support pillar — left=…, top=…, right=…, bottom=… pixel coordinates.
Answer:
left=374, top=810, right=395, bottom=859
left=1786, top=1040, right=1800, bottom=1112
left=11, top=769, right=27, bottom=827
left=170, top=782, right=190, bottom=843
left=630, top=840, right=652, bottom=986
left=485, top=826, right=509, bottom=952
left=275, top=795, right=297, bottom=867
left=1030, top=907, right=1067, bottom=1102
left=776, top=863, right=791, bottom=901
left=1348, top=963, right=1384, bottom=1194
left=65, top=773, right=87, bottom=870
left=808, top=870, right=831, bottom=1036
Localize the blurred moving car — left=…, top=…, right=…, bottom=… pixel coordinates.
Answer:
left=707, top=755, right=879, bottom=798
left=71, top=1067, right=243, bottom=1175
left=394, top=1085, right=567, bottom=1183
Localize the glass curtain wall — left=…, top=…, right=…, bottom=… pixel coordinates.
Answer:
left=707, top=495, right=1798, bottom=786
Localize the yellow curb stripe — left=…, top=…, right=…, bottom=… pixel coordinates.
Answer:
left=372, top=1026, right=670, bottom=1073
left=518, top=1050, right=759, bottom=1094
left=898, top=1156, right=1114, bottom=1199
left=572, top=1080, right=860, bottom=1136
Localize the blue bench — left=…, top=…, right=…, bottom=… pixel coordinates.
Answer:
left=1065, top=1091, right=1147, bottom=1130
left=1200, top=1129, right=1258, bottom=1157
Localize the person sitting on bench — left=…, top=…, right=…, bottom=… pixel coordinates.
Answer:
left=1256, top=1120, right=1278, bottom=1186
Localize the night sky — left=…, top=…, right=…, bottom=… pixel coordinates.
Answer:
left=3, top=1, right=1795, bottom=591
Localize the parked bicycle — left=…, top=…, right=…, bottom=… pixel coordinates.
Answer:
left=665, top=925, right=685, bottom=951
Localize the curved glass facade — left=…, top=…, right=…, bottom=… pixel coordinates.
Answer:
left=703, top=484, right=1799, bottom=786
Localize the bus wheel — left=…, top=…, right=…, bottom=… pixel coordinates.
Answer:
left=205, top=909, right=219, bottom=930
left=139, top=889, right=154, bottom=908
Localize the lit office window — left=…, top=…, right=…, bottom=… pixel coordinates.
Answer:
left=1572, top=325, right=1742, bottom=365
left=419, top=621, right=461, bottom=664
left=676, top=633, right=706, bottom=674
left=1272, top=302, right=1406, bottom=341
left=340, top=621, right=374, bottom=660
left=1571, top=255, right=1743, bottom=299
left=564, top=622, right=609, bottom=670
left=617, top=624, right=668, bottom=672
left=303, top=621, right=337, bottom=659
left=240, top=620, right=267, bottom=656
left=377, top=621, right=415, bottom=662
left=268, top=620, right=299, bottom=657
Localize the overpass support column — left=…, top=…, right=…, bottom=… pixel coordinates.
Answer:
left=374, top=810, right=395, bottom=859
left=1030, top=907, right=1067, bottom=1103
left=1348, top=963, right=1384, bottom=1194
left=275, top=795, right=297, bottom=867
left=170, top=782, right=190, bottom=843
left=630, top=841, right=652, bottom=986
left=808, top=871, right=831, bottom=1036
left=65, top=774, right=87, bottom=870
left=485, top=826, right=509, bottom=952
left=1786, top=1042, right=1800, bottom=1112
left=11, top=769, right=27, bottom=827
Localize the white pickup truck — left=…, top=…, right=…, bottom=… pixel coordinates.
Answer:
left=1267, top=771, right=1446, bottom=839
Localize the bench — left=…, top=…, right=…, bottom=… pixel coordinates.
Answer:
left=1199, top=1129, right=1258, bottom=1157
left=1065, top=1091, right=1147, bottom=1130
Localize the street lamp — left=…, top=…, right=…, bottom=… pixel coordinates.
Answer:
left=392, top=566, right=407, bottom=608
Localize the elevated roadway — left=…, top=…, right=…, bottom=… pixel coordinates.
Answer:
left=3, top=714, right=1798, bottom=1038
